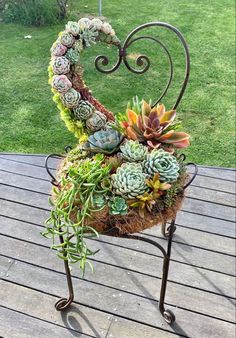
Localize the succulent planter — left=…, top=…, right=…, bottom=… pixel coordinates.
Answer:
left=44, top=18, right=198, bottom=325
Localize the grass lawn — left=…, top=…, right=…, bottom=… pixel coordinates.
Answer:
left=0, top=0, right=235, bottom=167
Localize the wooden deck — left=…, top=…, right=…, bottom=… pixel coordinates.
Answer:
left=0, top=153, right=235, bottom=338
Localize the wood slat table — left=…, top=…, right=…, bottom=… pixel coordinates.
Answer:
left=0, top=153, right=235, bottom=338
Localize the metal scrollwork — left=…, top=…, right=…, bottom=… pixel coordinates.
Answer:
left=95, top=21, right=190, bottom=110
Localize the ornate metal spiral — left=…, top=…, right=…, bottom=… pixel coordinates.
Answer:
left=95, top=21, right=190, bottom=109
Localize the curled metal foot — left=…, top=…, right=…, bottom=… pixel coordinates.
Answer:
left=162, top=309, right=176, bottom=325
left=55, top=296, right=74, bottom=311
left=162, top=222, right=176, bottom=238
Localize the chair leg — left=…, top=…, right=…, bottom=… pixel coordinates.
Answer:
left=159, top=218, right=176, bottom=324
left=55, top=234, right=74, bottom=311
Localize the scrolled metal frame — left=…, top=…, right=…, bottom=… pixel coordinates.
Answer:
left=45, top=21, right=197, bottom=326
left=95, top=21, right=190, bottom=109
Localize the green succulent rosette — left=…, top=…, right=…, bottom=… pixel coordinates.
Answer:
left=52, top=56, right=70, bottom=75
left=80, top=26, right=99, bottom=48
left=111, top=163, right=148, bottom=199
left=65, top=21, right=80, bottom=36
left=143, top=149, right=180, bottom=182
left=61, top=88, right=81, bottom=108
left=86, top=111, right=107, bottom=131
left=93, top=194, right=107, bottom=209
left=73, top=100, right=94, bottom=120
left=84, top=129, right=123, bottom=154
left=120, top=140, right=148, bottom=162
left=109, top=197, right=128, bottom=215
left=65, top=48, right=80, bottom=65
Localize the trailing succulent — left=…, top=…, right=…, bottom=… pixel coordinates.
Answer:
left=46, top=17, right=191, bottom=275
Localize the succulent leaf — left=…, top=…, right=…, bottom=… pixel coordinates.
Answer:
left=120, top=140, right=148, bottom=162
left=143, top=149, right=180, bottom=183
left=111, top=163, right=148, bottom=199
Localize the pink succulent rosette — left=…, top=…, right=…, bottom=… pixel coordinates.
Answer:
left=50, top=41, right=67, bottom=57
left=60, top=31, right=75, bottom=47
left=52, top=75, right=72, bottom=94
left=52, top=56, right=70, bottom=75
left=61, top=88, right=81, bottom=108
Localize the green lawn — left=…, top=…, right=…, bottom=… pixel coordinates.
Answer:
left=0, top=0, right=235, bottom=167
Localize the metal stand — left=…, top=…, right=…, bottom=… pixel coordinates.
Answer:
left=54, top=218, right=176, bottom=325
left=45, top=20, right=199, bottom=325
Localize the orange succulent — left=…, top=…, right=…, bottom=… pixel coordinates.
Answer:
left=120, top=100, right=190, bottom=152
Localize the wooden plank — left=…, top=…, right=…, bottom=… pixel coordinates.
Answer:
left=1, top=183, right=235, bottom=224
left=1, top=204, right=234, bottom=258
left=1, top=154, right=235, bottom=180
left=191, top=175, right=236, bottom=194
left=0, top=255, right=13, bottom=278
left=0, top=153, right=60, bottom=168
left=0, top=279, right=111, bottom=338
left=1, top=258, right=235, bottom=338
left=1, top=169, right=235, bottom=209
left=175, top=211, right=236, bottom=238
left=0, top=206, right=235, bottom=276
left=0, top=171, right=51, bottom=195
left=186, top=186, right=235, bottom=207
left=144, top=226, right=236, bottom=256
left=0, top=194, right=235, bottom=252
left=0, top=158, right=51, bottom=180
left=188, top=166, right=236, bottom=181
left=1, top=155, right=235, bottom=193
left=1, top=237, right=235, bottom=323
left=0, top=306, right=92, bottom=338
left=1, top=233, right=235, bottom=301
left=0, top=279, right=181, bottom=338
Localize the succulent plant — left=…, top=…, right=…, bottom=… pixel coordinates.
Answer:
left=50, top=40, right=67, bottom=56
left=80, top=25, right=99, bottom=48
left=109, top=197, right=128, bottom=215
left=91, top=18, right=103, bottom=30
left=93, top=194, right=107, bottom=209
left=120, top=100, right=190, bottom=151
left=73, top=39, right=84, bottom=53
left=52, top=56, right=70, bottom=75
left=146, top=173, right=171, bottom=197
left=51, top=75, right=72, bottom=94
left=65, top=48, right=80, bottom=64
left=83, top=129, right=123, bottom=154
left=101, top=22, right=113, bottom=35
left=143, top=149, right=180, bottom=182
left=61, top=88, right=81, bottom=108
left=65, top=21, right=80, bottom=36
left=120, top=140, right=148, bottom=162
left=86, top=111, right=107, bottom=131
left=129, top=192, right=156, bottom=218
left=78, top=18, right=92, bottom=29
left=111, top=163, right=148, bottom=199
left=60, top=31, right=75, bottom=47
left=73, top=100, right=94, bottom=120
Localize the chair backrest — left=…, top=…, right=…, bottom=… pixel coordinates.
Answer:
left=95, top=21, right=190, bottom=110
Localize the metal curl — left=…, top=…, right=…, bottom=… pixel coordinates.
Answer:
left=123, top=53, right=150, bottom=74
left=94, top=45, right=123, bottom=74
left=45, top=153, right=65, bottom=187
left=95, top=21, right=190, bottom=109
left=183, top=162, right=198, bottom=190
